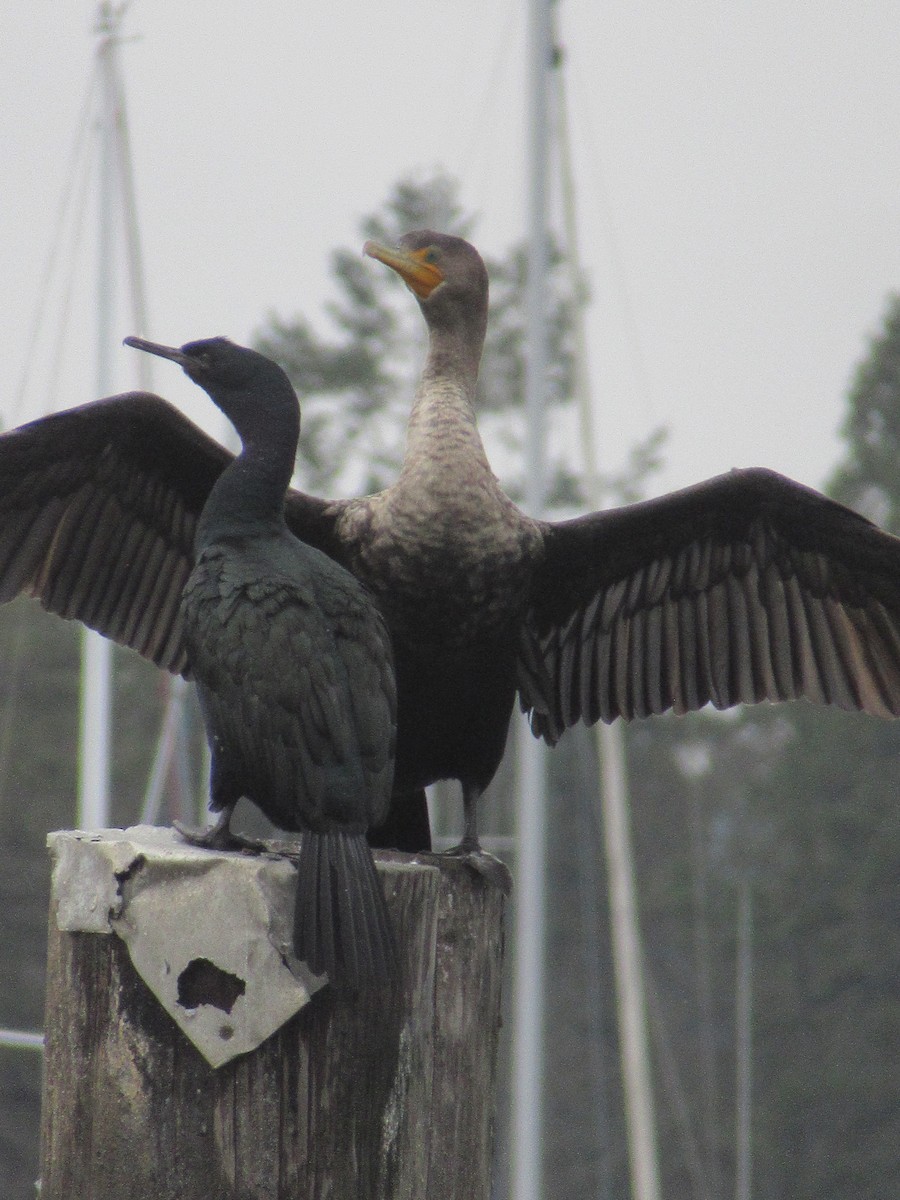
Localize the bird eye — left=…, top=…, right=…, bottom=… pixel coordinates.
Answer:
left=423, top=249, right=438, bottom=263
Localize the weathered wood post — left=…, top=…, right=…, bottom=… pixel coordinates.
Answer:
left=39, top=826, right=507, bottom=1200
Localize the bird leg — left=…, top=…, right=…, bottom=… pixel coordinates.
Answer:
left=173, top=803, right=266, bottom=854
left=442, top=785, right=481, bottom=856
left=428, top=785, right=512, bottom=894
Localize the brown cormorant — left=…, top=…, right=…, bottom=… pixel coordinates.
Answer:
left=3, top=234, right=900, bottom=861
left=123, top=335, right=398, bottom=990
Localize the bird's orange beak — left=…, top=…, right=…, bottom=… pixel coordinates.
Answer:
left=363, top=240, right=444, bottom=299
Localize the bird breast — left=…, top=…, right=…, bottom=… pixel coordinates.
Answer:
left=342, top=471, right=541, bottom=649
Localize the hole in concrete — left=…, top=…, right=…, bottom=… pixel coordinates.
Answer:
left=114, top=853, right=146, bottom=893
left=219, top=1025, right=234, bottom=1041
left=177, top=958, right=246, bottom=1014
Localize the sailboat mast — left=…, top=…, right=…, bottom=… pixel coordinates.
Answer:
left=77, top=2, right=123, bottom=829
left=511, top=1, right=552, bottom=1197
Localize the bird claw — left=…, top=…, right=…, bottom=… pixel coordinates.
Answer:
left=173, top=818, right=266, bottom=855
left=419, top=842, right=512, bottom=895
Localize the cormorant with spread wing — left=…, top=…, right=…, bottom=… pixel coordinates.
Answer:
left=2, top=233, right=900, bottom=861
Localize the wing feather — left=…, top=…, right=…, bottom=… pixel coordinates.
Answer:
left=0, top=392, right=341, bottom=675
left=522, top=467, right=900, bottom=739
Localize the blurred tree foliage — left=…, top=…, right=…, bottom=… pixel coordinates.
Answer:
left=620, top=699, right=898, bottom=1200
left=831, top=293, right=900, bottom=532
left=606, top=294, right=900, bottom=1200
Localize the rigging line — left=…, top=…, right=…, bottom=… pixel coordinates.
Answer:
left=109, top=36, right=152, bottom=382
left=457, top=0, right=521, bottom=204
left=552, top=21, right=662, bottom=1200
left=45, top=125, right=99, bottom=412
left=645, top=973, right=713, bottom=1200
left=11, top=61, right=100, bottom=424
left=553, top=49, right=600, bottom=500
left=575, top=728, right=615, bottom=1200
left=733, top=879, right=753, bottom=1200
left=688, top=785, right=724, bottom=1199
left=559, top=47, right=656, bottom=423
left=106, top=10, right=199, bottom=824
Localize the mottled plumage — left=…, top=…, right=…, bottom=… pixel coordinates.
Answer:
left=125, top=335, right=397, bottom=990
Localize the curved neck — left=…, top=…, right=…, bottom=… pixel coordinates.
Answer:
left=196, top=402, right=299, bottom=549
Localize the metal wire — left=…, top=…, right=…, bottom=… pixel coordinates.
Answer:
left=0, top=1028, right=44, bottom=1053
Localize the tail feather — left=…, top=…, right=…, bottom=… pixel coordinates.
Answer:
left=334, top=832, right=362, bottom=984
left=294, top=830, right=398, bottom=990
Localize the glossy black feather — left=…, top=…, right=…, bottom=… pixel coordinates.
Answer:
left=123, top=338, right=398, bottom=990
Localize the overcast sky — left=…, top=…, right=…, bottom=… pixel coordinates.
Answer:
left=3, top=2, right=900, bottom=501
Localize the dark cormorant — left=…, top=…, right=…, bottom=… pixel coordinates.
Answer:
left=3, top=234, right=900, bottom=859
left=123, top=335, right=397, bottom=991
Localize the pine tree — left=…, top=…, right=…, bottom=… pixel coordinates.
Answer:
left=830, top=294, right=900, bottom=530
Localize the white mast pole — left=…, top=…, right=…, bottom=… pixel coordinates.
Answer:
left=73, top=3, right=193, bottom=832
left=78, top=2, right=122, bottom=830
left=511, top=1, right=552, bottom=1197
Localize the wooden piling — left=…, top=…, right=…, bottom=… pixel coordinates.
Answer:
left=39, top=829, right=507, bottom=1200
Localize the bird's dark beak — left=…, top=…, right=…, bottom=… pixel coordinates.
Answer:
left=363, top=240, right=444, bottom=299
left=124, top=336, right=195, bottom=368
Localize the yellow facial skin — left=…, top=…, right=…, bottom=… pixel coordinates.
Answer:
left=363, top=240, right=444, bottom=299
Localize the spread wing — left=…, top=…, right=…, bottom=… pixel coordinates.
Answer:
left=520, top=468, right=900, bottom=742
left=0, top=393, right=341, bottom=673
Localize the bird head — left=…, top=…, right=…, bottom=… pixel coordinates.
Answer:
left=363, top=231, right=489, bottom=343
left=124, top=335, right=264, bottom=387
left=124, top=335, right=299, bottom=445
